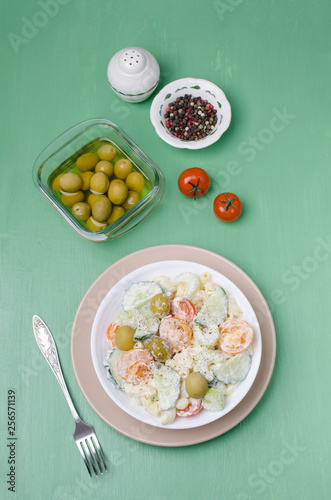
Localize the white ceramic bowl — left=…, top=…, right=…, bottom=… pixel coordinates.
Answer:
left=91, top=260, right=262, bottom=430
left=150, top=78, right=231, bottom=149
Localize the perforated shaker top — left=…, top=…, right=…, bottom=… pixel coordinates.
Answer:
left=118, top=49, right=147, bottom=74
left=107, top=47, right=160, bottom=96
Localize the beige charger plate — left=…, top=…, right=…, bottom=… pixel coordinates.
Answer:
left=71, top=245, right=276, bottom=447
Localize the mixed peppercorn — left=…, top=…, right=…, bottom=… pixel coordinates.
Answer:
left=164, top=94, right=218, bottom=141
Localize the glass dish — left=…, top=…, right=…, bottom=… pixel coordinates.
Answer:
left=33, top=118, right=165, bottom=241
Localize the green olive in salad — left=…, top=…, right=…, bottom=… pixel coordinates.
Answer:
left=115, top=326, right=135, bottom=351
left=150, top=294, right=170, bottom=318
left=185, top=372, right=208, bottom=399
left=145, top=335, right=172, bottom=362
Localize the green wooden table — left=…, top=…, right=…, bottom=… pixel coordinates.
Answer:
left=1, top=0, right=330, bottom=498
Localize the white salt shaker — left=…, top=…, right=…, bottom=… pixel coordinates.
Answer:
left=107, top=47, right=160, bottom=103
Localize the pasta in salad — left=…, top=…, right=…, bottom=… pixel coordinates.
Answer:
left=103, top=271, right=254, bottom=425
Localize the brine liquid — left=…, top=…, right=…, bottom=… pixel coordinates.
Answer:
left=48, top=138, right=152, bottom=231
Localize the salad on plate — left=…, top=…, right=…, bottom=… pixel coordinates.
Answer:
left=103, top=271, right=255, bottom=425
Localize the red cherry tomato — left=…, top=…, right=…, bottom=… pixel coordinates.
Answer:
left=178, top=168, right=210, bottom=199
left=176, top=398, right=202, bottom=417
left=159, top=317, right=192, bottom=353
left=170, top=297, right=196, bottom=322
left=213, top=192, right=242, bottom=222
left=106, top=322, right=119, bottom=348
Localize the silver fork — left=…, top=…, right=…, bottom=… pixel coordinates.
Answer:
left=32, top=315, right=107, bottom=477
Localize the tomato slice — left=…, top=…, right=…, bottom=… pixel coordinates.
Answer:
left=176, top=398, right=202, bottom=417
left=170, top=297, right=196, bottom=322
left=117, top=348, right=154, bottom=385
left=106, top=322, right=120, bottom=348
left=219, top=319, right=254, bottom=355
left=159, top=317, right=192, bottom=353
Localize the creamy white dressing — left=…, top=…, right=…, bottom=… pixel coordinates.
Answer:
left=108, top=271, right=251, bottom=425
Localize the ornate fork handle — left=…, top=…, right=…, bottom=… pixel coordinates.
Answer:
left=33, top=315, right=79, bottom=422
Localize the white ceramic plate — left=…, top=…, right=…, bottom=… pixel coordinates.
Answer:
left=91, top=260, right=262, bottom=429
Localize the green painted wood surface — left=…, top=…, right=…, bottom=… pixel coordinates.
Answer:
left=1, top=0, right=330, bottom=498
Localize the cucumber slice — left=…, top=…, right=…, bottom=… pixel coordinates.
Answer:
left=207, top=378, right=220, bottom=388
left=202, top=383, right=226, bottom=412
left=194, top=350, right=225, bottom=381
left=118, top=307, right=160, bottom=340
left=122, top=281, right=163, bottom=311
left=153, top=364, right=181, bottom=411
left=161, top=287, right=174, bottom=299
left=195, top=287, right=228, bottom=327
left=193, top=322, right=220, bottom=348
left=171, top=272, right=200, bottom=299
left=104, top=348, right=126, bottom=389
left=212, top=350, right=252, bottom=384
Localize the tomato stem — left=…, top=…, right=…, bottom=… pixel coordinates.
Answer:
left=219, top=193, right=239, bottom=211
left=187, top=177, right=204, bottom=200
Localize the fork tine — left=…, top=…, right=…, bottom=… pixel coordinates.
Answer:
left=76, top=441, right=92, bottom=477
left=91, top=434, right=107, bottom=472
left=87, top=437, right=103, bottom=474
left=81, top=440, right=98, bottom=476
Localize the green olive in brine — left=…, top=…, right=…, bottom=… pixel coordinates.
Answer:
left=80, top=171, right=94, bottom=190
left=107, top=206, right=125, bottom=225
left=76, top=153, right=99, bottom=172
left=95, top=160, right=114, bottom=177
left=108, top=179, right=128, bottom=205
left=92, top=196, right=112, bottom=222
left=122, top=191, right=141, bottom=211
left=61, top=191, right=84, bottom=207
left=72, top=202, right=91, bottom=221
left=59, top=172, right=82, bottom=193
left=114, top=159, right=132, bottom=179
left=97, top=144, right=117, bottom=162
left=90, top=172, right=110, bottom=195
left=126, top=172, right=145, bottom=193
